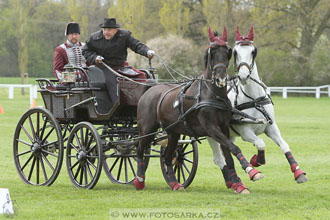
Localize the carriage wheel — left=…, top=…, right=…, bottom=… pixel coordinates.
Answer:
left=66, top=122, right=102, bottom=189
left=160, top=135, right=198, bottom=188
left=13, top=107, right=64, bottom=186
left=103, top=123, right=150, bottom=185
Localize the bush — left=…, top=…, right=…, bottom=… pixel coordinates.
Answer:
left=128, top=34, right=204, bottom=80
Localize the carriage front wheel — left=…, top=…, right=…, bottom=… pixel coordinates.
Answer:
left=13, top=107, right=64, bottom=186
left=66, top=122, right=103, bottom=189
left=160, top=135, right=198, bottom=189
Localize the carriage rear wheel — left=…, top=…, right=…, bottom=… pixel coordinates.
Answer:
left=102, top=123, right=150, bottom=185
left=160, top=135, right=198, bottom=188
left=13, top=107, right=64, bottom=186
left=66, top=122, right=103, bottom=189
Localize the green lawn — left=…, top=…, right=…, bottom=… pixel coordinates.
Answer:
left=1, top=88, right=330, bottom=219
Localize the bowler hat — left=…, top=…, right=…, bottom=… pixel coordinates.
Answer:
left=99, top=18, right=120, bottom=28
left=65, top=22, right=80, bottom=35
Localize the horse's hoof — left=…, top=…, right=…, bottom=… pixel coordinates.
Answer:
left=170, top=182, right=184, bottom=191
left=134, top=176, right=145, bottom=190
left=294, top=169, right=308, bottom=183
left=296, top=174, right=308, bottom=184
left=248, top=168, right=264, bottom=181
left=240, top=189, right=250, bottom=194
left=253, top=173, right=264, bottom=181
left=232, top=182, right=249, bottom=194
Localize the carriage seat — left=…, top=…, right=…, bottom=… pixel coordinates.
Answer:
left=87, top=66, right=112, bottom=114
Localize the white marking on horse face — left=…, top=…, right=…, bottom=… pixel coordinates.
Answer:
left=235, top=45, right=254, bottom=83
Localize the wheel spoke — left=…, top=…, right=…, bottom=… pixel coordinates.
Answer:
left=36, top=112, right=40, bottom=138
left=182, top=161, right=191, bottom=174
left=117, top=157, right=124, bottom=180
left=87, top=159, right=97, bottom=170
left=17, top=150, right=32, bottom=157
left=41, top=126, right=55, bottom=144
left=39, top=156, right=48, bottom=181
left=183, top=158, right=193, bottom=164
left=127, top=157, right=136, bottom=177
left=17, top=138, right=32, bottom=147
left=41, top=152, right=55, bottom=171
left=74, top=164, right=81, bottom=180
left=41, top=149, right=58, bottom=158
left=84, top=128, right=89, bottom=149
left=124, top=158, right=128, bottom=183
left=108, top=157, right=120, bottom=173
left=28, top=157, right=36, bottom=181
left=84, top=164, right=88, bottom=185
left=183, top=150, right=194, bottom=156
left=28, top=115, right=37, bottom=140
left=39, top=117, right=48, bottom=140
left=86, top=145, right=96, bottom=154
left=86, top=163, right=94, bottom=180
left=70, top=160, right=80, bottom=170
left=79, top=165, right=84, bottom=185
left=74, top=133, right=83, bottom=150
left=180, top=164, right=186, bottom=182
left=182, top=143, right=189, bottom=152
left=21, top=125, right=34, bottom=143
left=43, top=140, right=58, bottom=148
left=70, top=143, right=80, bottom=153
left=36, top=157, right=40, bottom=184
left=21, top=154, right=34, bottom=171
left=177, top=164, right=181, bottom=183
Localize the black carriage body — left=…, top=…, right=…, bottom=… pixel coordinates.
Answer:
left=38, top=78, right=149, bottom=124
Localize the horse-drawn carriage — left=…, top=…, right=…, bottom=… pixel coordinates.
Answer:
left=13, top=64, right=198, bottom=189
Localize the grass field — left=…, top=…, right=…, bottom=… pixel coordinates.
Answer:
left=0, top=87, right=330, bottom=220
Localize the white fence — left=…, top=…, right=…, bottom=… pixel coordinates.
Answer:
left=1, top=84, right=330, bottom=102
left=0, top=84, right=38, bottom=104
left=267, top=85, right=330, bottom=99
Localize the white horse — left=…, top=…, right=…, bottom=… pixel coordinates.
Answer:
left=207, top=26, right=307, bottom=193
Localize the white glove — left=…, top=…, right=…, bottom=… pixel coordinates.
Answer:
left=95, top=55, right=104, bottom=65
left=147, top=50, right=155, bottom=59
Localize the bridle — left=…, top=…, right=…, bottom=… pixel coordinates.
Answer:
left=206, top=45, right=229, bottom=87
left=234, top=42, right=257, bottom=81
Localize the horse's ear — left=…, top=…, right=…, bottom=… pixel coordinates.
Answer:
left=208, top=27, right=215, bottom=41
left=235, top=26, right=241, bottom=41
left=247, top=25, right=254, bottom=41
left=220, top=26, right=227, bottom=42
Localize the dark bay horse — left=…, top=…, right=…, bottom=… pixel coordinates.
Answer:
left=134, top=27, right=263, bottom=192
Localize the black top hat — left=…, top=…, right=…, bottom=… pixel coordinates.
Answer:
left=99, top=18, right=120, bottom=28
left=65, top=22, right=80, bottom=35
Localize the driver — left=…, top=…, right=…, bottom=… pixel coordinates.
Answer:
left=82, top=17, right=155, bottom=106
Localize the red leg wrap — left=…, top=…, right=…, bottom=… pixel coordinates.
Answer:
left=226, top=181, right=232, bottom=189
left=250, top=154, right=265, bottom=167
left=250, top=154, right=260, bottom=167
left=170, top=182, right=184, bottom=191
left=248, top=168, right=261, bottom=180
left=294, top=169, right=306, bottom=180
left=290, top=164, right=298, bottom=172
left=231, top=182, right=248, bottom=193
left=134, top=176, right=145, bottom=190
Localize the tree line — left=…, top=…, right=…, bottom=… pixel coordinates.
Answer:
left=0, top=0, right=329, bottom=86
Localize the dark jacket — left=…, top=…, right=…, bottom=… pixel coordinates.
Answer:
left=82, top=29, right=150, bottom=67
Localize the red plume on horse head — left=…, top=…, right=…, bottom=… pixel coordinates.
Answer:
left=235, top=25, right=254, bottom=42
left=208, top=26, right=227, bottom=46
